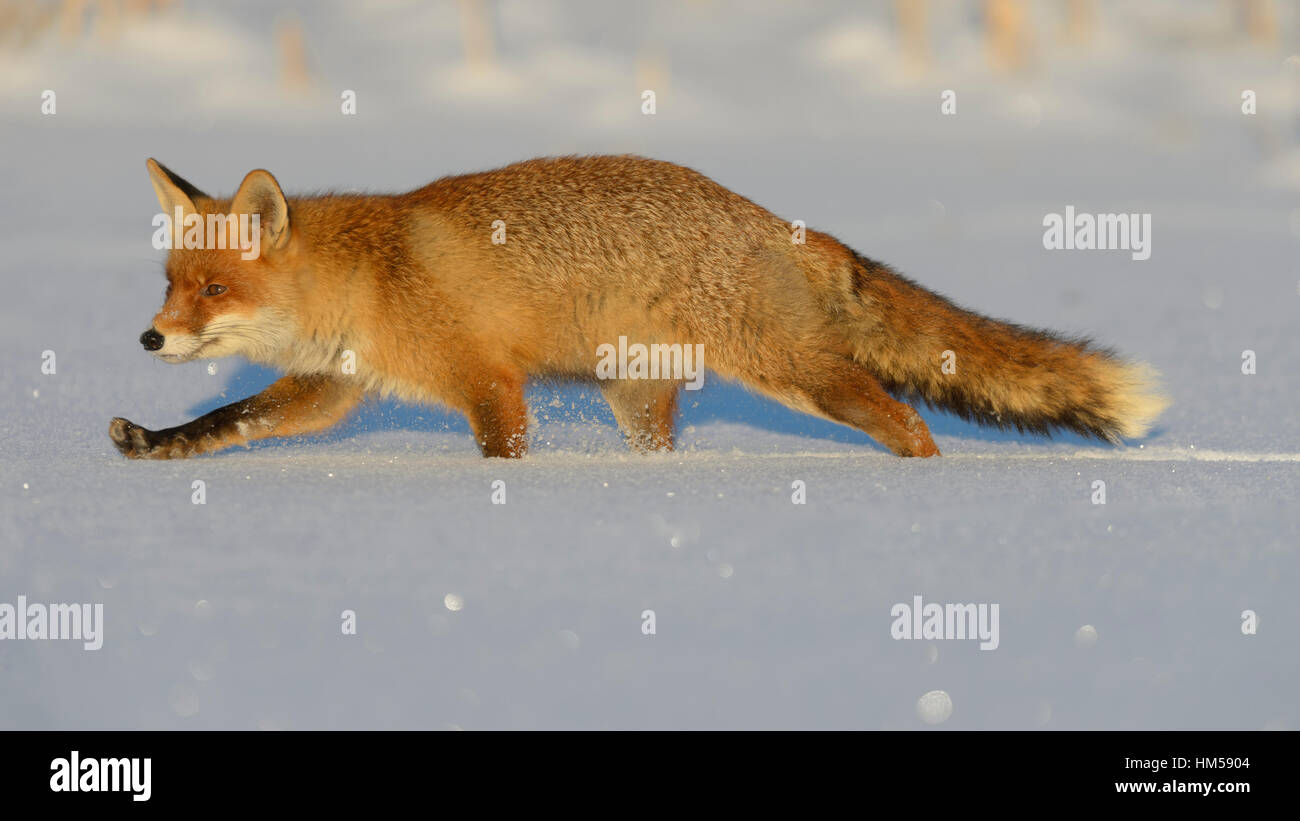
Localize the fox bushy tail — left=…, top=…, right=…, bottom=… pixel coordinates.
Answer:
left=842, top=253, right=1169, bottom=442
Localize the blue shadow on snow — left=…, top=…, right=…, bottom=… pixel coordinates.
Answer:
left=187, top=361, right=1105, bottom=453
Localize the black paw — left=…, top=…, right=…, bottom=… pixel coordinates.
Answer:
left=109, top=417, right=157, bottom=459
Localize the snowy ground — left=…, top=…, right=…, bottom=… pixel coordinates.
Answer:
left=1, top=0, right=1297, bottom=728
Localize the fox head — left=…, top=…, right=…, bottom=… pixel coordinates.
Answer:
left=141, top=159, right=297, bottom=363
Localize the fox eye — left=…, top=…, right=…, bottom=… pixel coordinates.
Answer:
left=203, top=284, right=227, bottom=296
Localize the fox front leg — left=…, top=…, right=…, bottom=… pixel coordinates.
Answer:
left=457, top=368, right=529, bottom=458
left=110, top=374, right=363, bottom=459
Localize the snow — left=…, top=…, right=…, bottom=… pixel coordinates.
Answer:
left=1, top=0, right=1297, bottom=729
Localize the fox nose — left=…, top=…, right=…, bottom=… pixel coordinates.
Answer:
left=140, top=328, right=164, bottom=351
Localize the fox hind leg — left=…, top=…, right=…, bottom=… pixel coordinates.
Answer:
left=599, top=379, right=680, bottom=452
left=773, top=356, right=940, bottom=457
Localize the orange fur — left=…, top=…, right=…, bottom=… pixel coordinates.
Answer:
left=111, top=155, right=1167, bottom=459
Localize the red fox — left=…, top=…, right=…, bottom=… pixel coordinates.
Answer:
left=110, top=155, right=1168, bottom=459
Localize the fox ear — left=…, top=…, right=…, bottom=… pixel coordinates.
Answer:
left=146, top=158, right=206, bottom=217
left=231, top=169, right=290, bottom=251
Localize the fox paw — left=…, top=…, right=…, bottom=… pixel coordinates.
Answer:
left=891, top=409, right=941, bottom=457
left=905, top=438, right=941, bottom=458
left=109, top=417, right=153, bottom=458
left=109, top=417, right=193, bottom=459
left=899, top=427, right=941, bottom=457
